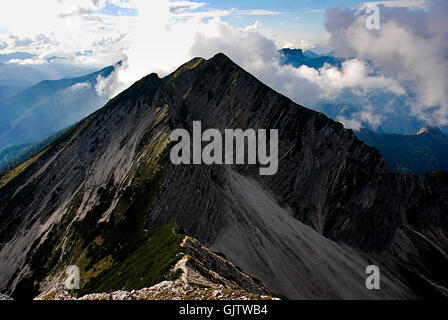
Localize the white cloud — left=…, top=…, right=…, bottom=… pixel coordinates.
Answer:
left=244, top=21, right=263, bottom=32
left=326, top=0, right=448, bottom=126
left=2, top=0, right=443, bottom=133
left=291, top=59, right=404, bottom=99
left=8, top=58, right=47, bottom=65
left=102, top=1, right=406, bottom=110
left=337, top=106, right=384, bottom=130
left=235, top=9, right=281, bottom=16
left=336, top=116, right=363, bottom=131
left=359, top=0, right=427, bottom=9
left=275, top=39, right=315, bottom=51
left=95, top=67, right=123, bottom=98
left=65, top=82, right=91, bottom=92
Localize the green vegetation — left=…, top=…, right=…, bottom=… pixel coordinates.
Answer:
left=0, top=148, right=48, bottom=189
left=14, top=130, right=174, bottom=299
left=171, top=57, right=205, bottom=80
left=73, top=131, right=173, bottom=294
left=0, top=126, right=73, bottom=174
left=81, top=223, right=186, bottom=294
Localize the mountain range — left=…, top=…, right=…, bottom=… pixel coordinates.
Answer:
left=356, top=127, right=448, bottom=174
left=0, top=64, right=117, bottom=149
left=0, top=54, right=447, bottom=300
left=279, top=48, right=343, bottom=69
left=0, top=57, right=96, bottom=88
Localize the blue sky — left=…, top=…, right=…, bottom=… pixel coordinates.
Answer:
left=96, top=0, right=370, bottom=48
left=91, top=0, right=415, bottom=52
left=0, top=0, right=429, bottom=61
left=207, top=0, right=369, bottom=49
left=0, top=0, right=445, bottom=131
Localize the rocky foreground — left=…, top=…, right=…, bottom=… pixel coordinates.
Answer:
left=34, top=236, right=278, bottom=301
left=35, top=282, right=277, bottom=301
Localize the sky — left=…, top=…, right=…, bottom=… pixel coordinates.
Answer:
left=0, top=0, right=446, bottom=132
left=0, top=0, right=427, bottom=66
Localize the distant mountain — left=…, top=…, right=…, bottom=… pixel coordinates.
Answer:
left=0, top=64, right=118, bottom=149
left=0, top=62, right=97, bottom=87
left=0, top=85, right=24, bottom=104
left=0, top=126, right=72, bottom=174
left=355, top=127, right=448, bottom=174
left=279, top=48, right=343, bottom=69
left=302, top=50, right=320, bottom=59
left=0, top=52, right=36, bottom=63
left=313, top=91, right=448, bottom=135
left=0, top=53, right=447, bottom=300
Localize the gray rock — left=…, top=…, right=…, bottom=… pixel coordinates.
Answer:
left=0, top=53, right=446, bottom=300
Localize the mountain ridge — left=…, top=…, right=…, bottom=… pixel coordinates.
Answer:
left=279, top=48, right=343, bottom=69
left=0, top=53, right=447, bottom=300
left=0, top=63, right=118, bottom=149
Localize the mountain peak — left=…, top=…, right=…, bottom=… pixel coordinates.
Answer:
left=210, top=52, right=232, bottom=61
left=280, top=48, right=304, bottom=56
left=1, top=55, right=448, bottom=300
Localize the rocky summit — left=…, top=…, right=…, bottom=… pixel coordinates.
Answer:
left=0, top=53, right=447, bottom=300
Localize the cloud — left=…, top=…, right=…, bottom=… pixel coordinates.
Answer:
left=0, top=0, right=283, bottom=70
left=8, top=58, right=47, bottom=65
left=0, top=0, right=127, bottom=67
left=235, top=9, right=281, bottom=16
left=337, top=106, right=384, bottom=130
left=65, top=82, right=91, bottom=92
left=2, top=0, right=444, bottom=133
left=169, top=1, right=207, bottom=14
left=336, top=116, right=363, bottom=131
left=359, top=0, right=428, bottom=9
left=325, top=0, right=448, bottom=126
left=244, top=21, right=263, bottom=32
left=109, top=1, right=406, bottom=112
left=275, top=39, right=316, bottom=51
left=290, top=59, right=404, bottom=98
left=95, top=65, right=124, bottom=99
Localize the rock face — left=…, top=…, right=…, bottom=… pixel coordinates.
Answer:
left=0, top=53, right=447, bottom=300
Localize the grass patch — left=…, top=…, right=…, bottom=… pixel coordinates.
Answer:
left=0, top=147, right=48, bottom=189
left=80, top=223, right=186, bottom=294
left=171, top=57, right=205, bottom=80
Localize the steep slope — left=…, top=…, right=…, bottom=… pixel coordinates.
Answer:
left=0, top=85, right=24, bottom=103
left=0, top=53, right=447, bottom=300
left=355, top=127, right=448, bottom=174
left=0, top=127, right=72, bottom=175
